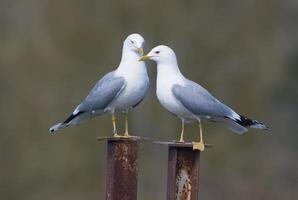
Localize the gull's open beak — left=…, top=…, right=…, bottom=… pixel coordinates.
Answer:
left=139, top=55, right=152, bottom=61
left=137, top=48, right=144, bottom=56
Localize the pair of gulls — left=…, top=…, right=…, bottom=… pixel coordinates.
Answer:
left=49, top=33, right=268, bottom=151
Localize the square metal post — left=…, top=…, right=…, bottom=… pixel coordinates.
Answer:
left=167, top=144, right=201, bottom=200
left=106, top=138, right=139, bottom=200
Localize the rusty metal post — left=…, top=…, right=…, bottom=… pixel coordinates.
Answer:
left=167, top=144, right=201, bottom=200
left=106, top=138, right=139, bottom=200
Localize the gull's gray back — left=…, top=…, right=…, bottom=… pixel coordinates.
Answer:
left=172, top=79, right=235, bottom=118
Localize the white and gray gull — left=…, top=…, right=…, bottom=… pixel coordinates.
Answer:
left=139, top=45, right=268, bottom=151
left=49, top=33, right=149, bottom=137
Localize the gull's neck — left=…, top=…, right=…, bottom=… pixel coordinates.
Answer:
left=119, top=45, right=140, bottom=63
left=116, top=48, right=146, bottom=77
left=156, top=57, right=184, bottom=82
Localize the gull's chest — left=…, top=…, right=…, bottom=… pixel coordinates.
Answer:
left=113, top=72, right=148, bottom=110
left=156, top=81, right=175, bottom=105
left=156, top=79, right=190, bottom=117
left=124, top=72, right=148, bottom=94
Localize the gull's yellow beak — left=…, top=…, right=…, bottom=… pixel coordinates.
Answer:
left=137, top=48, right=144, bottom=56
left=139, top=55, right=151, bottom=61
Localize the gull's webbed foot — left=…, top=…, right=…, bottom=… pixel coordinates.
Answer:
left=112, top=132, right=140, bottom=139
left=192, top=141, right=205, bottom=151
left=113, top=133, right=124, bottom=138
left=123, top=132, right=140, bottom=139
left=173, top=139, right=185, bottom=143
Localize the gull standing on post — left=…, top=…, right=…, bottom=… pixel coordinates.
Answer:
left=140, top=45, right=268, bottom=151
left=49, top=33, right=149, bottom=138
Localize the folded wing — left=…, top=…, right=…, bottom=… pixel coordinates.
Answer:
left=172, top=81, right=236, bottom=118
left=172, top=81, right=249, bottom=134
left=49, top=71, right=126, bottom=132
left=75, top=71, right=125, bottom=113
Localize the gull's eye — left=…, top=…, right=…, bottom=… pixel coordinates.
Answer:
left=130, top=40, right=135, bottom=44
left=155, top=51, right=160, bottom=54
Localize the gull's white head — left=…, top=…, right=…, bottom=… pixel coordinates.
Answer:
left=123, top=33, right=145, bottom=56
left=139, top=45, right=177, bottom=64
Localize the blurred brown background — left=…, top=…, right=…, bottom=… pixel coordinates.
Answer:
left=1, top=0, right=297, bottom=199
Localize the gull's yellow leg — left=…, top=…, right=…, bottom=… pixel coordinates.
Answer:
left=123, top=111, right=139, bottom=139
left=112, top=113, right=122, bottom=137
left=192, top=118, right=205, bottom=151
left=179, top=119, right=185, bottom=143
left=124, top=111, right=130, bottom=137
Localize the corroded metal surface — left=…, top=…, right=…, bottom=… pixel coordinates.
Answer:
left=106, top=138, right=139, bottom=200
left=167, top=146, right=201, bottom=200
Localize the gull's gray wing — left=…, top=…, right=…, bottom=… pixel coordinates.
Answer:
left=48, top=71, right=125, bottom=133
left=171, top=80, right=263, bottom=135
left=75, top=71, right=125, bottom=112
left=172, top=80, right=235, bottom=118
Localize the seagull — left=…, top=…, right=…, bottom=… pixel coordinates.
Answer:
left=139, top=45, right=268, bottom=151
left=49, top=33, right=149, bottom=138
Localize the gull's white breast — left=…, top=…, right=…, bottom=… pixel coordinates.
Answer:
left=156, top=69, right=195, bottom=119
left=110, top=62, right=149, bottom=111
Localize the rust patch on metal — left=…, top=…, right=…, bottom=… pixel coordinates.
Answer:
left=167, top=146, right=200, bottom=200
left=176, top=169, right=191, bottom=200
left=106, top=139, right=139, bottom=200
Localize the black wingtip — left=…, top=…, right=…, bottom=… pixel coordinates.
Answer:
left=237, top=115, right=269, bottom=130
left=48, top=128, right=54, bottom=133
left=236, top=115, right=254, bottom=127
left=63, top=111, right=84, bottom=123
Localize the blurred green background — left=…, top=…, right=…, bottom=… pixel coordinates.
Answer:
left=1, top=0, right=297, bottom=199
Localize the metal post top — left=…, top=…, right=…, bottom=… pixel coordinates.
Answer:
left=96, top=136, right=212, bottom=151
left=154, top=141, right=212, bottom=149
left=97, top=136, right=154, bottom=142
